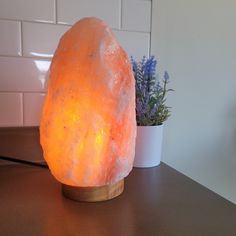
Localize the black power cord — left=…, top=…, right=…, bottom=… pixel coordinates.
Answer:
left=0, top=156, right=48, bottom=168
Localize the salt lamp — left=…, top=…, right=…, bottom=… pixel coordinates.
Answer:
left=40, top=17, right=136, bottom=202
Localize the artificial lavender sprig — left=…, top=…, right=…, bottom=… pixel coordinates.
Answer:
left=131, top=56, right=173, bottom=126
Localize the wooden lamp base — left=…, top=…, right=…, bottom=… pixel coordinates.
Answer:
left=62, top=179, right=124, bottom=202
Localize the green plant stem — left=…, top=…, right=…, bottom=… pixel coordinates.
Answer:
left=162, top=80, right=167, bottom=101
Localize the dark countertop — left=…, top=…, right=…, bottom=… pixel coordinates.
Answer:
left=0, top=128, right=236, bottom=236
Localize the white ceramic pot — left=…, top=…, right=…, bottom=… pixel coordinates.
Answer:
left=133, top=125, right=163, bottom=168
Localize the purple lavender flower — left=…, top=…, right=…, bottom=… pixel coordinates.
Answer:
left=164, top=71, right=170, bottom=83
left=131, top=56, right=172, bottom=126
left=151, top=104, right=159, bottom=115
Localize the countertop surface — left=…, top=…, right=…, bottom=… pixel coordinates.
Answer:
left=0, top=128, right=236, bottom=236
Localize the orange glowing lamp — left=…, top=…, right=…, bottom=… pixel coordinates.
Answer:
left=40, top=17, right=136, bottom=202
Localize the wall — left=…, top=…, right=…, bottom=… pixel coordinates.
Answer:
left=151, top=0, right=236, bottom=203
left=0, top=0, right=151, bottom=127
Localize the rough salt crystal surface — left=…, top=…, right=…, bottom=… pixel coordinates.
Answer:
left=40, top=17, right=136, bottom=187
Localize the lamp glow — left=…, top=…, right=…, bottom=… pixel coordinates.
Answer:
left=40, top=17, right=136, bottom=201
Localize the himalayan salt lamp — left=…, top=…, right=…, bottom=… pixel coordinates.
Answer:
left=40, top=17, right=136, bottom=202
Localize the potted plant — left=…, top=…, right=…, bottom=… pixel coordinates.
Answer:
left=131, top=56, right=173, bottom=167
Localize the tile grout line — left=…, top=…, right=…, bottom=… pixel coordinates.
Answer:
left=54, top=0, right=57, bottom=24
left=149, top=0, right=152, bottom=57
left=20, top=21, right=23, bottom=56
left=0, top=18, right=151, bottom=33
left=0, top=54, right=52, bottom=60
left=0, top=17, right=55, bottom=25
left=119, top=0, right=123, bottom=30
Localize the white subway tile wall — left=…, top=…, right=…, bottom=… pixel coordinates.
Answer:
left=0, top=57, right=50, bottom=92
left=0, top=0, right=55, bottom=23
left=122, top=0, right=151, bottom=32
left=0, top=0, right=152, bottom=127
left=57, top=0, right=121, bottom=29
left=23, top=93, right=46, bottom=126
left=114, top=30, right=150, bottom=59
left=0, top=93, right=23, bottom=126
left=0, top=20, right=21, bottom=56
left=22, top=22, right=70, bottom=58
